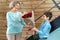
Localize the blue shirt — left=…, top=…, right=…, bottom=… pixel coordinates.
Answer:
left=37, top=20, right=51, bottom=38
left=6, top=11, right=26, bottom=34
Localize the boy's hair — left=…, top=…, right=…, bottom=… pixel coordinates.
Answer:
left=43, top=11, right=52, bottom=20
left=9, top=1, right=20, bottom=9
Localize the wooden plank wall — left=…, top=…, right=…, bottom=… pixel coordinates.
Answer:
left=0, top=0, right=60, bottom=40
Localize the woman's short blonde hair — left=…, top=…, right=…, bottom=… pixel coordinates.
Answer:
left=9, top=1, right=20, bottom=9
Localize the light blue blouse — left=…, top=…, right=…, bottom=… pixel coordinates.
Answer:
left=6, top=11, right=26, bottom=34
left=37, top=20, right=51, bottom=38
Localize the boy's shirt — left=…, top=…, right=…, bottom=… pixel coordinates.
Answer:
left=37, top=20, right=51, bottom=38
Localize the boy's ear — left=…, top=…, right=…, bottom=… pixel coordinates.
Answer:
left=47, top=17, right=49, bottom=20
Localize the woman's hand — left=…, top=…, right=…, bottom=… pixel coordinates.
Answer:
left=25, top=25, right=29, bottom=27
left=32, top=27, right=38, bottom=32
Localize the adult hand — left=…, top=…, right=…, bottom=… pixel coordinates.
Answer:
left=32, top=27, right=38, bottom=32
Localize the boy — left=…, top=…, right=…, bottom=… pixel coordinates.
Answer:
left=32, top=11, right=52, bottom=40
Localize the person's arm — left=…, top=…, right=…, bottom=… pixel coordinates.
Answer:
left=32, top=22, right=51, bottom=35
left=37, top=23, right=51, bottom=35
left=6, top=12, right=9, bottom=21
left=21, top=18, right=26, bottom=27
left=6, top=12, right=11, bottom=21
left=20, top=12, right=30, bottom=27
left=32, top=27, right=42, bottom=34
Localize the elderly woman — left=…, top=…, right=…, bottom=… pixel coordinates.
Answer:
left=6, top=1, right=28, bottom=40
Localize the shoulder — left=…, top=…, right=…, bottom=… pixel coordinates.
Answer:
left=6, top=11, right=12, bottom=15
left=17, top=11, right=22, bottom=14
left=45, top=20, right=51, bottom=27
left=6, top=11, right=14, bottom=17
left=45, top=20, right=50, bottom=24
left=17, top=11, right=23, bottom=16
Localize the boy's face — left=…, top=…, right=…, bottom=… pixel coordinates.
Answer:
left=42, top=15, right=49, bottom=20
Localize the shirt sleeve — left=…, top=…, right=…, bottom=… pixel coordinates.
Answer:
left=37, top=22, right=51, bottom=35
left=21, top=18, right=26, bottom=27
left=19, top=12, right=26, bottom=27
left=6, top=12, right=11, bottom=21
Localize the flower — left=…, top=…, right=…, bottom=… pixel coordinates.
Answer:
left=22, top=12, right=32, bottom=18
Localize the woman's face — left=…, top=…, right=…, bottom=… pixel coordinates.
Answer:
left=14, top=3, right=20, bottom=10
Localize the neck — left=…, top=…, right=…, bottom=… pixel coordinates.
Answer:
left=44, top=19, right=49, bottom=21
left=11, top=8, right=17, bottom=12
